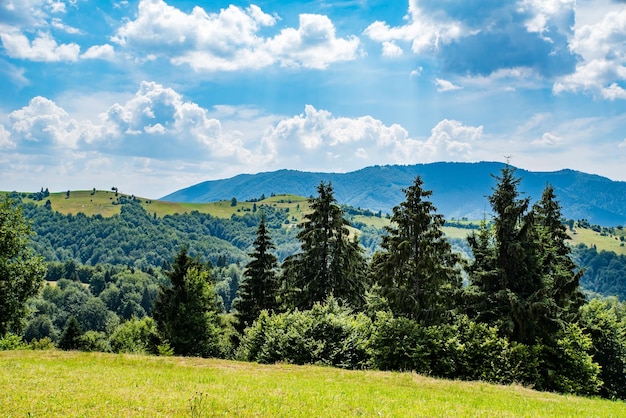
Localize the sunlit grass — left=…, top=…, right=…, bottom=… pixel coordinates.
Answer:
left=1, top=350, right=624, bottom=417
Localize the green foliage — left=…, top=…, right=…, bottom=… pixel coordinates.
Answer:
left=234, top=216, right=280, bottom=332
left=153, top=248, right=224, bottom=357
left=579, top=298, right=626, bottom=399
left=238, top=298, right=372, bottom=369
left=0, top=333, right=28, bottom=350
left=281, top=182, right=368, bottom=310
left=0, top=197, right=47, bottom=335
left=465, top=166, right=583, bottom=344
left=58, top=316, right=83, bottom=350
left=109, top=317, right=159, bottom=354
left=537, top=323, right=601, bottom=396
left=79, top=331, right=111, bottom=352
left=369, top=312, right=539, bottom=385
left=370, top=176, right=463, bottom=324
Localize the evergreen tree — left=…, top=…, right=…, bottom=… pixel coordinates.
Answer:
left=533, top=185, right=585, bottom=325
left=465, top=165, right=584, bottom=344
left=234, top=216, right=280, bottom=332
left=466, top=164, right=542, bottom=343
left=152, top=247, right=222, bottom=357
left=0, top=197, right=47, bottom=336
left=370, top=176, right=462, bottom=323
left=281, top=182, right=368, bottom=310
left=58, top=316, right=83, bottom=350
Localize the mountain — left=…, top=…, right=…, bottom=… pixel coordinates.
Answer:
left=161, top=162, right=626, bottom=226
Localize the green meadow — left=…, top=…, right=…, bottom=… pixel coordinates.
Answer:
left=1, top=350, right=625, bottom=417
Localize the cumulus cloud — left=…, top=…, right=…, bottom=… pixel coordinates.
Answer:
left=81, top=44, right=115, bottom=60
left=0, top=30, right=80, bottom=62
left=381, top=41, right=403, bottom=58
left=8, top=96, right=85, bottom=148
left=553, top=8, right=626, bottom=99
left=262, top=106, right=482, bottom=169
left=111, top=0, right=360, bottom=71
left=364, top=0, right=577, bottom=79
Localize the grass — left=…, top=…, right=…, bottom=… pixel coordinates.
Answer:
left=1, top=350, right=625, bottom=417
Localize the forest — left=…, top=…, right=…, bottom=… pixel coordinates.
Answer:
left=2, top=164, right=626, bottom=401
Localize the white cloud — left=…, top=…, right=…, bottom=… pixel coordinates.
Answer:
left=553, top=7, right=626, bottom=99
left=0, top=125, right=16, bottom=149
left=262, top=106, right=482, bottom=169
left=8, top=96, right=88, bottom=148
left=81, top=44, right=115, bottom=60
left=364, top=2, right=462, bottom=54
left=533, top=132, right=564, bottom=147
left=0, top=30, right=80, bottom=62
left=435, top=78, right=462, bottom=92
left=266, top=14, right=361, bottom=69
left=112, top=0, right=360, bottom=71
left=381, top=41, right=403, bottom=57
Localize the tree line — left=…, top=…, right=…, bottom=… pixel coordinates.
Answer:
left=2, top=165, right=626, bottom=400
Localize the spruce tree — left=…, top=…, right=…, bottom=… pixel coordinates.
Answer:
left=370, top=176, right=462, bottom=323
left=533, top=185, right=585, bottom=326
left=281, top=182, right=368, bottom=310
left=234, top=216, right=280, bottom=332
left=152, top=247, right=222, bottom=357
left=466, top=165, right=580, bottom=344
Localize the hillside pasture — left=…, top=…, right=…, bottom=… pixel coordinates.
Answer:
left=1, top=350, right=624, bottom=417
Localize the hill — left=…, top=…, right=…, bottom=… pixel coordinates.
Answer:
left=2, top=350, right=624, bottom=417
left=162, top=162, right=626, bottom=226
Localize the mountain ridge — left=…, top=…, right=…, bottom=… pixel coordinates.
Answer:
left=161, top=162, right=626, bottom=226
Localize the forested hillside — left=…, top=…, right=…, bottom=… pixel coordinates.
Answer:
left=163, top=162, right=626, bottom=225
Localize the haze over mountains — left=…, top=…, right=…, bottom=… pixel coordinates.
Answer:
left=162, top=162, right=626, bottom=226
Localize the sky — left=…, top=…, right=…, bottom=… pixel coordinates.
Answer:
left=1, top=0, right=626, bottom=199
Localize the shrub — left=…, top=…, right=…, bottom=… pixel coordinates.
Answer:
left=238, top=298, right=372, bottom=369
left=109, top=317, right=159, bottom=354
left=0, top=333, right=28, bottom=350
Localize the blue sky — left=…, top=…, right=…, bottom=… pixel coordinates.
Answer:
left=1, top=0, right=626, bottom=198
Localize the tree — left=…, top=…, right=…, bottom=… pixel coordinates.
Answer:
left=0, top=197, right=47, bottom=336
left=234, top=216, right=280, bottom=332
left=152, top=247, right=222, bottom=357
left=533, top=185, right=585, bottom=325
left=465, top=165, right=584, bottom=345
left=281, top=182, right=368, bottom=310
left=58, top=316, right=83, bottom=350
left=370, top=176, right=462, bottom=324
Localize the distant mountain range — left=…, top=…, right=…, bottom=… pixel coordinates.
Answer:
left=161, top=162, right=626, bottom=226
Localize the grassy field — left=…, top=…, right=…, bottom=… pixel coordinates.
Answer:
left=1, top=350, right=625, bottom=417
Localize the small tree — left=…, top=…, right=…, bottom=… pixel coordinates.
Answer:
left=234, top=216, right=279, bottom=332
left=152, top=247, right=223, bottom=357
left=0, top=197, right=47, bottom=336
left=58, top=316, right=83, bottom=350
left=370, top=176, right=462, bottom=324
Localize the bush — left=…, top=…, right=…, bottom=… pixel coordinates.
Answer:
left=0, top=333, right=28, bottom=350
left=30, top=337, right=55, bottom=350
left=369, top=313, right=541, bottom=386
left=109, top=317, right=159, bottom=354
left=238, top=298, right=372, bottom=369
left=79, top=331, right=111, bottom=352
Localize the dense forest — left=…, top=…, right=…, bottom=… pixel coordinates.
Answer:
left=2, top=165, right=626, bottom=401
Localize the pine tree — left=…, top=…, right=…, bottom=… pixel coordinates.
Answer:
left=152, top=247, right=222, bottom=357
left=466, top=165, right=578, bottom=344
left=533, top=185, right=585, bottom=325
left=370, top=176, right=462, bottom=323
left=281, top=182, right=368, bottom=310
left=234, top=216, right=280, bottom=332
